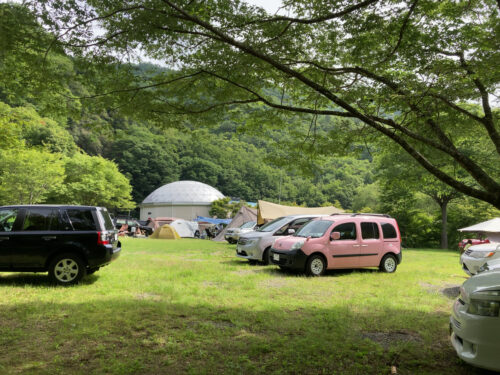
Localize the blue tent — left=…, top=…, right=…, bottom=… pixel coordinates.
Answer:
left=195, top=216, right=232, bottom=225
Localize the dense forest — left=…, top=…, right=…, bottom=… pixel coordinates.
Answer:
left=0, top=3, right=498, bottom=248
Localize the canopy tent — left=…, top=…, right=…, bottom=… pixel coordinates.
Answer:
left=257, top=200, right=343, bottom=225
left=459, top=218, right=500, bottom=233
left=214, top=206, right=257, bottom=242
left=150, top=224, right=181, bottom=240
left=459, top=218, right=500, bottom=242
left=195, top=216, right=232, bottom=225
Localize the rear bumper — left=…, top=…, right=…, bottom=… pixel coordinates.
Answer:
left=396, top=251, right=402, bottom=264
left=270, top=248, right=308, bottom=270
left=88, top=241, right=121, bottom=268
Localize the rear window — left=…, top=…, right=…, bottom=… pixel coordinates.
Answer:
left=67, top=209, right=96, bottom=230
left=361, top=222, right=380, bottom=239
left=98, top=208, right=115, bottom=230
left=381, top=223, right=398, bottom=239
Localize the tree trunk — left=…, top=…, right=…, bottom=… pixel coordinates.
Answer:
left=440, top=201, right=448, bottom=249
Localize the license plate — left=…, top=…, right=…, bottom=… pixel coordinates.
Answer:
left=273, top=253, right=280, bottom=261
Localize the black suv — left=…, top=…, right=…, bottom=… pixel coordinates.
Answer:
left=0, top=205, right=121, bottom=285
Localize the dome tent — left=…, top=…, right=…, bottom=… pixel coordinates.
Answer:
left=139, top=181, right=225, bottom=221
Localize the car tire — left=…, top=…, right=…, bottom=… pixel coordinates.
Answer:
left=261, top=248, right=271, bottom=265
left=306, top=254, right=326, bottom=276
left=48, top=253, right=86, bottom=285
left=379, top=254, right=397, bottom=273
left=227, top=238, right=236, bottom=244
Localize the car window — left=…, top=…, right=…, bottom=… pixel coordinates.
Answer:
left=22, top=208, right=59, bottom=231
left=67, top=209, right=96, bottom=230
left=97, top=208, right=115, bottom=230
left=240, top=221, right=256, bottom=229
left=257, top=217, right=289, bottom=232
left=361, top=222, right=380, bottom=239
left=332, top=222, right=357, bottom=240
left=0, top=208, right=18, bottom=232
left=381, top=223, right=398, bottom=239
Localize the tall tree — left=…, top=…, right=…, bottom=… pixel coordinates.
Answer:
left=32, top=0, right=500, bottom=208
left=0, top=148, right=65, bottom=205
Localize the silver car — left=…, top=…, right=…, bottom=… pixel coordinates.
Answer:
left=450, top=269, right=500, bottom=372
left=224, top=221, right=257, bottom=244
left=236, top=215, right=321, bottom=264
left=460, top=243, right=500, bottom=275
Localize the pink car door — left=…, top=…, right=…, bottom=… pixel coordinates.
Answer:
left=327, top=222, right=360, bottom=269
left=358, top=221, right=383, bottom=267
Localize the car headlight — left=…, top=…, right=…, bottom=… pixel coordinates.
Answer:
left=290, top=241, right=305, bottom=250
left=467, top=290, right=500, bottom=317
left=469, top=251, right=495, bottom=259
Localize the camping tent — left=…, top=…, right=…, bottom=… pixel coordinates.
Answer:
left=170, top=219, right=199, bottom=238
left=214, top=206, right=257, bottom=241
left=257, top=200, right=343, bottom=225
left=150, top=224, right=181, bottom=239
left=459, top=218, right=500, bottom=242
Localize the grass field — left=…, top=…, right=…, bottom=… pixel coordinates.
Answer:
left=0, top=238, right=491, bottom=374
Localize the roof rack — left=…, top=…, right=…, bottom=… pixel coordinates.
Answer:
left=330, top=213, right=392, bottom=218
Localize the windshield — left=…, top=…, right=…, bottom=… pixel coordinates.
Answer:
left=240, top=221, right=256, bottom=229
left=295, top=220, right=333, bottom=238
left=257, top=217, right=289, bottom=232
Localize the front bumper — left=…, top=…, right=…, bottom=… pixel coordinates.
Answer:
left=461, top=256, right=487, bottom=275
left=236, top=240, right=263, bottom=261
left=450, top=298, right=500, bottom=372
left=270, top=248, right=308, bottom=271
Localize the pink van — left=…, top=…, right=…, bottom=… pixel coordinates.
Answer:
left=270, top=214, right=402, bottom=276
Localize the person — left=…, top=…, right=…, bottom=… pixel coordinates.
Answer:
left=461, top=239, right=472, bottom=256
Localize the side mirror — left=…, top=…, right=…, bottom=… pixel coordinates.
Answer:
left=288, top=228, right=295, bottom=234
left=330, top=232, right=340, bottom=241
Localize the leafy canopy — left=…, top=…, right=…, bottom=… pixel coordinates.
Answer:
left=33, top=0, right=500, bottom=208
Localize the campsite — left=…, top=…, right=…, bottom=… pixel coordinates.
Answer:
left=1, top=0, right=499, bottom=374
left=0, top=238, right=486, bottom=375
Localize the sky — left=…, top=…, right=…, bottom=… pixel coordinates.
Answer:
left=245, top=0, right=284, bottom=14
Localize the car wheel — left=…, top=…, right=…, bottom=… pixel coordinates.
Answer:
left=48, top=253, right=86, bottom=285
left=261, top=248, right=271, bottom=265
left=227, top=238, right=236, bottom=244
left=306, top=254, right=326, bottom=276
left=379, top=254, right=397, bottom=273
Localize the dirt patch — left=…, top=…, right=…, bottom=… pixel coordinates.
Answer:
left=233, top=269, right=258, bottom=276
left=135, top=292, right=162, bottom=301
left=259, top=279, right=290, bottom=288
left=361, top=330, right=422, bottom=349
left=420, top=282, right=460, bottom=299
left=441, top=286, right=460, bottom=299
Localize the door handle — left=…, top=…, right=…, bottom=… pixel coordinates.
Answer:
left=352, top=245, right=360, bottom=247
left=42, top=236, right=57, bottom=241
left=0, top=237, right=9, bottom=241
left=361, top=245, right=368, bottom=247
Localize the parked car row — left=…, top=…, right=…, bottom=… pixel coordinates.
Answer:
left=235, top=213, right=403, bottom=276
left=450, top=220, right=500, bottom=372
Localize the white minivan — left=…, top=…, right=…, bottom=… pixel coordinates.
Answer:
left=236, top=215, right=321, bottom=264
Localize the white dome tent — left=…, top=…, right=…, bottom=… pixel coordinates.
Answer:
left=139, top=180, right=225, bottom=221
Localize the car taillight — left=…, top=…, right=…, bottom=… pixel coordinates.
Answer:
left=97, top=231, right=109, bottom=245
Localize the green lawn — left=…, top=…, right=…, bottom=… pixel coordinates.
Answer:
left=0, top=239, right=487, bottom=374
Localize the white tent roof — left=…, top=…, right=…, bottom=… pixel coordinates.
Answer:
left=458, top=218, right=500, bottom=233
